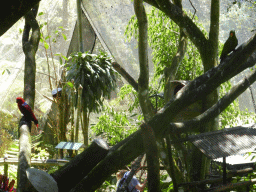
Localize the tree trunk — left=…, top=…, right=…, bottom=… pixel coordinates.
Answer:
left=134, top=0, right=154, bottom=122
left=82, top=110, right=89, bottom=147
left=17, top=4, right=40, bottom=191
left=141, top=123, right=160, bottom=192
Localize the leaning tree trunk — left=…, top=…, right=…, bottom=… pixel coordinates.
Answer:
left=17, top=4, right=40, bottom=192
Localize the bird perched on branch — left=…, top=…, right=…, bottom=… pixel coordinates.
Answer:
left=220, top=30, right=238, bottom=62
left=16, top=97, right=38, bottom=128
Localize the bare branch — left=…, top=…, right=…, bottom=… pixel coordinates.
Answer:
left=189, top=0, right=197, bottom=20
left=112, top=62, right=138, bottom=91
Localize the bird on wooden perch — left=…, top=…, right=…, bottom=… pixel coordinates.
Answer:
left=16, top=97, right=38, bottom=128
left=220, top=30, right=238, bottom=62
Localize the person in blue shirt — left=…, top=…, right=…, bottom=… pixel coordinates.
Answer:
left=116, top=170, right=147, bottom=192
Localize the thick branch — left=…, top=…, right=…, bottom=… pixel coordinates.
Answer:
left=22, top=6, right=40, bottom=109
left=141, top=123, right=160, bottom=192
left=163, top=34, right=256, bottom=119
left=134, top=0, right=154, bottom=121
left=22, top=6, right=40, bottom=54
left=167, top=68, right=256, bottom=134
left=209, top=0, right=219, bottom=51
left=112, top=62, right=138, bottom=91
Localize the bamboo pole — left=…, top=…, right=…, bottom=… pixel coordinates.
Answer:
left=75, top=85, right=83, bottom=143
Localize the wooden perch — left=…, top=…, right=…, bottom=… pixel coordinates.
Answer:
left=17, top=117, right=31, bottom=191
left=51, top=139, right=109, bottom=192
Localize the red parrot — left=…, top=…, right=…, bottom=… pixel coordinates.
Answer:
left=16, top=97, right=38, bottom=127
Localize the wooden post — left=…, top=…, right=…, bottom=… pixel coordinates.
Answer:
left=17, top=119, right=31, bottom=192
left=4, top=163, right=8, bottom=177
left=223, top=156, right=227, bottom=185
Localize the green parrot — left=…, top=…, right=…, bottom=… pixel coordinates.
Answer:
left=220, top=30, right=238, bottom=62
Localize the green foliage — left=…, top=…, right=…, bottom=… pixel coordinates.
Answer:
left=31, top=134, right=50, bottom=159
left=39, top=17, right=67, bottom=50
left=125, top=8, right=204, bottom=90
left=0, top=111, right=17, bottom=157
left=99, top=180, right=116, bottom=191
left=65, top=51, right=117, bottom=113
left=47, top=166, right=59, bottom=175
left=91, top=106, right=138, bottom=146
left=117, top=84, right=140, bottom=113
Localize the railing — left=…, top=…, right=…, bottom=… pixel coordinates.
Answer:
left=0, top=157, right=69, bottom=176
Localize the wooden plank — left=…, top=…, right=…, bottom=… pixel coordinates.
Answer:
left=10, top=148, right=19, bottom=151
left=5, top=154, right=18, bottom=158
left=6, top=150, right=19, bottom=154
left=0, top=159, right=69, bottom=166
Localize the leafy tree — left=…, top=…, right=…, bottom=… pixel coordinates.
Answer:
left=91, top=106, right=138, bottom=146
left=0, top=111, right=16, bottom=157
left=125, top=7, right=204, bottom=87
left=65, top=51, right=117, bottom=146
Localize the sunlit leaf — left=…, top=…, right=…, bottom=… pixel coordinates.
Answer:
left=44, top=42, right=49, bottom=49
left=62, top=33, right=67, bottom=41
left=38, top=12, right=44, bottom=16
left=66, top=81, right=74, bottom=88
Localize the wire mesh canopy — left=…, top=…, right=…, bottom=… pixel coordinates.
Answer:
left=189, top=124, right=256, bottom=159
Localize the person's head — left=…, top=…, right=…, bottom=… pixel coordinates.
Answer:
left=116, top=170, right=127, bottom=180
